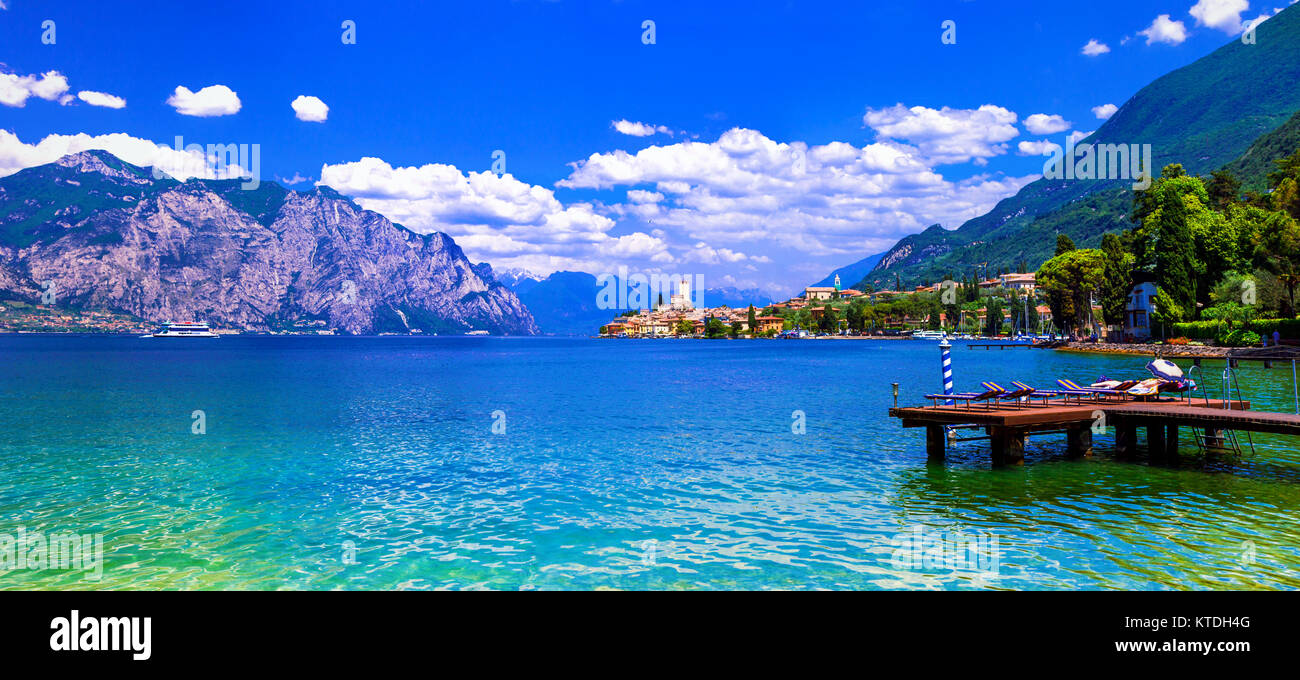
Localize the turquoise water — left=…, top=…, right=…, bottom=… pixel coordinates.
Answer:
left=1, top=335, right=1298, bottom=590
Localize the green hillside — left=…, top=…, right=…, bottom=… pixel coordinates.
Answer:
left=1220, top=108, right=1300, bottom=192
left=857, top=4, right=1300, bottom=290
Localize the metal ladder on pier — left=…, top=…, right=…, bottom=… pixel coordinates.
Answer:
left=1189, top=364, right=1255, bottom=456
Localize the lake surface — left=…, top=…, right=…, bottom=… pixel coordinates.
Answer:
left=1, top=335, right=1297, bottom=590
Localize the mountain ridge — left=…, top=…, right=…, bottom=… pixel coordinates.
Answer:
left=0, top=150, right=537, bottom=335
left=856, top=4, right=1300, bottom=289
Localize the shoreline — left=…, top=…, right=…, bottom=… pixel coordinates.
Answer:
left=1054, top=342, right=1234, bottom=359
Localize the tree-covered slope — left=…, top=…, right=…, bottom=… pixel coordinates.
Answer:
left=1221, top=108, right=1300, bottom=192
left=859, top=4, right=1300, bottom=290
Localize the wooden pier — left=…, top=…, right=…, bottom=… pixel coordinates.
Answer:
left=885, top=397, right=1298, bottom=465
left=967, top=343, right=1034, bottom=350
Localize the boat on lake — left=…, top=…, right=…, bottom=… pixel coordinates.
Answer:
left=141, top=321, right=219, bottom=338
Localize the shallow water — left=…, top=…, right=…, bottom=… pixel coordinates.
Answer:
left=1, top=335, right=1297, bottom=590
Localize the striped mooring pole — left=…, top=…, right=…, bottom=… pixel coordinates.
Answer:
left=940, top=338, right=955, bottom=405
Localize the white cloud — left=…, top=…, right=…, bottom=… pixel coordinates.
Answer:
left=560, top=127, right=1035, bottom=260
left=77, top=90, right=126, bottom=109
left=626, top=189, right=664, bottom=204
left=1190, top=0, right=1250, bottom=33
left=613, top=119, right=672, bottom=137
left=0, top=70, right=70, bottom=107
left=1017, top=140, right=1062, bottom=156
left=1068, top=130, right=1095, bottom=145
left=0, top=129, right=251, bottom=180
left=276, top=173, right=313, bottom=185
left=317, top=156, right=672, bottom=274
left=291, top=95, right=328, bottom=122
left=166, top=84, right=241, bottom=117
left=1023, top=113, right=1071, bottom=135
left=1081, top=39, right=1111, bottom=56
left=1243, top=4, right=1294, bottom=33
left=862, top=103, right=1020, bottom=165
left=1091, top=103, right=1119, bottom=120
left=1138, top=14, right=1188, bottom=45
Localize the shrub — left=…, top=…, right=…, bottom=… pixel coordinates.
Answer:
left=1216, top=328, right=1263, bottom=347
left=1166, top=337, right=1190, bottom=345
left=1172, top=318, right=1300, bottom=340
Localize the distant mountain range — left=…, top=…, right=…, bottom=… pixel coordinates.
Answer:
left=810, top=251, right=886, bottom=289
left=0, top=151, right=536, bottom=334
left=850, top=4, right=1300, bottom=291
left=489, top=270, right=772, bottom=335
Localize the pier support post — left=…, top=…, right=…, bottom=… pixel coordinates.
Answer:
left=1203, top=428, right=1227, bottom=451
left=1067, top=425, right=1093, bottom=458
left=926, top=425, right=945, bottom=460
left=1114, top=420, right=1136, bottom=457
left=990, top=426, right=1025, bottom=465
left=1165, top=424, right=1179, bottom=459
left=1147, top=423, right=1166, bottom=461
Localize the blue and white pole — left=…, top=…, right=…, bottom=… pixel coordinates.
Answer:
left=940, top=338, right=954, bottom=405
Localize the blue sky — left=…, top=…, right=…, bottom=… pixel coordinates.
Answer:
left=0, top=0, right=1289, bottom=295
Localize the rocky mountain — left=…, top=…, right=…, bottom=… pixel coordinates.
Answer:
left=0, top=150, right=537, bottom=335
left=856, top=4, right=1300, bottom=290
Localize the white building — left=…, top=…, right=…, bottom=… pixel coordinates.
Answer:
left=1124, top=279, right=1158, bottom=340
left=669, top=277, right=695, bottom=310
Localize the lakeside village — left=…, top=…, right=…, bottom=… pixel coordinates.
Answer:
left=598, top=271, right=1058, bottom=340
left=601, top=157, right=1300, bottom=349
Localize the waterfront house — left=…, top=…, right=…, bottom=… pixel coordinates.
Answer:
left=1036, top=305, right=1053, bottom=328
left=755, top=316, right=785, bottom=334
left=1000, top=272, right=1036, bottom=293
left=1124, top=276, right=1158, bottom=340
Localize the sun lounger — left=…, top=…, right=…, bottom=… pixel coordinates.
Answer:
left=1126, top=378, right=1164, bottom=397
left=1091, top=379, right=1140, bottom=391
left=1010, top=381, right=1088, bottom=405
left=1057, top=378, right=1129, bottom=400
left=925, top=382, right=1005, bottom=408
left=995, top=382, right=1037, bottom=407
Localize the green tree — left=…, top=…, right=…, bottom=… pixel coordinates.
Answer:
left=705, top=318, right=728, bottom=338
left=818, top=305, right=837, bottom=333
left=747, top=305, right=757, bottom=334
left=1253, top=210, right=1300, bottom=316
left=675, top=319, right=694, bottom=336
left=1131, top=164, right=1203, bottom=321
left=1037, top=248, right=1106, bottom=334
left=1149, top=288, right=1186, bottom=337
left=729, top=321, right=741, bottom=338
left=1055, top=233, right=1076, bottom=256
left=1205, top=169, right=1241, bottom=211
left=1098, top=233, right=1133, bottom=330
left=983, top=298, right=1004, bottom=336
left=845, top=303, right=864, bottom=332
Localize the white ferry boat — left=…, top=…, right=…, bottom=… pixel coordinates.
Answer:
left=913, top=330, right=946, bottom=340
left=142, top=321, right=219, bottom=338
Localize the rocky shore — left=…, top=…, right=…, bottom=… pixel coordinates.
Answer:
left=1055, top=342, right=1234, bottom=358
